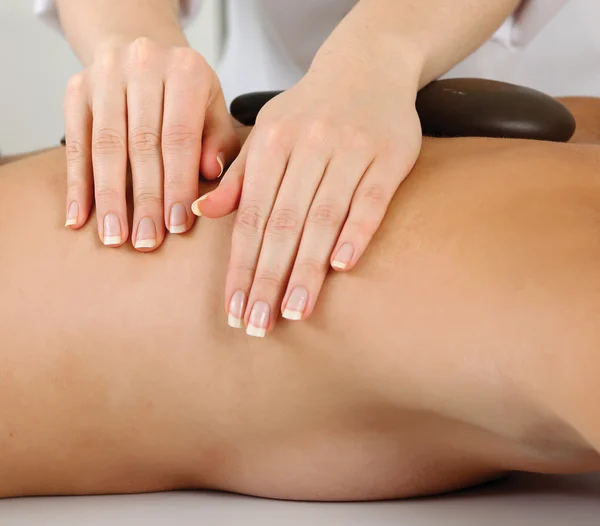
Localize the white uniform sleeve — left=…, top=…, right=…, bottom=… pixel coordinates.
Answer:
left=491, top=0, right=570, bottom=48
left=33, top=0, right=204, bottom=32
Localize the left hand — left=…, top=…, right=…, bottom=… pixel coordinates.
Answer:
left=193, top=69, right=422, bottom=337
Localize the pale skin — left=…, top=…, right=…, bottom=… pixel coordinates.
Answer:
left=57, top=0, right=520, bottom=335
left=2, top=98, right=600, bottom=501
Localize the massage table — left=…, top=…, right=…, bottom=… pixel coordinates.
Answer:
left=16, top=80, right=596, bottom=523
left=1, top=473, right=599, bottom=525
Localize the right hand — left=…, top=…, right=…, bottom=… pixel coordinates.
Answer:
left=63, top=37, right=239, bottom=251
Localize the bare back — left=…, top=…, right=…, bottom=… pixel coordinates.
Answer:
left=1, top=122, right=600, bottom=500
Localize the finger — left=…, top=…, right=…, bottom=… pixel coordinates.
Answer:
left=91, top=52, right=129, bottom=247
left=223, top=126, right=291, bottom=332
left=331, top=157, right=402, bottom=272
left=162, top=48, right=207, bottom=234
left=191, top=135, right=250, bottom=219
left=243, top=144, right=330, bottom=335
left=64, top=72, right=93, bottom=230
left=126, top=41, right=166, bottom=252
left=198, top=86, right=240, bottom=181
left=281, top=151, right=372, bottom=321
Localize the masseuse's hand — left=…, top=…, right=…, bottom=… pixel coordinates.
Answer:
left=63, top=37, right=239, bottom=250
left=193, top=69, right=422, bottom=336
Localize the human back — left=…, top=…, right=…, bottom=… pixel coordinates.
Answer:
left=2, top=125, right=600, bottom=500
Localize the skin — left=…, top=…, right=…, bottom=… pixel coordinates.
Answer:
left=1, top=99, right=600, bottom=501
left=58, top=0, right=238, bottom=246
left=194, top=0, right=521, bottom=335
left=56, top=0, right=519, bottom=333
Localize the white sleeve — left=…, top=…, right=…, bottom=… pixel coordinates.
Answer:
left=491, top=0, right=569, bottom=48
left=33, top=0, right=204, bottom=32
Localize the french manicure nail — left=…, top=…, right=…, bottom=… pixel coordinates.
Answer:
left=134, top=217, right=157, bottom=249
left=65, top=201, right=79, bottom=227
left=246, top=301, right=270, bottom=338
left=228, top=290, right=246, bottom=328
left=191, top=193, right=210, bottom=217
left=169, top=203, right=187, bottom=234
left=217, top=152, right=225, bottom=178
left=332, top=243, right=354, bottom=270
left=283, top=286, right=308, bottom=321
left=103, top=213, right=122, bottom=246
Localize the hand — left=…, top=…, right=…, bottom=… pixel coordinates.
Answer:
left=63, top=37, right=239, bottom=251
left=193, top=70, right=422, bottom=336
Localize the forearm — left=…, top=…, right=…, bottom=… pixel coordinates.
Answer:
left=56, top=0, right=188, bottom=65
left=311, top=0, right=520, bottom=91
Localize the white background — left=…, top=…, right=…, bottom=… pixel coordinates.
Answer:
left=0, top=0, right=221, bottom=154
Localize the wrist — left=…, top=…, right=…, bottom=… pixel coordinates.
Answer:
left=309, top=28, right=425, bottom=97
left=307, top=41, right=423, bottom=106
left=94, top=31, right=189, bottom=56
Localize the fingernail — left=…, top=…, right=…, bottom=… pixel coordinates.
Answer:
left=169, top=203, right=188, bottom=234
left=103, top=213, right=122, bottom=246
left=134, top=217, right=157, bottom=249
left=228, top=290, right=246, bottom=328
left=191, top=193, right=210, bottom=217
left=283, top=286, right=308, bottom=321
left=65, top=201, right=79, bottom=227
left=332, top=243, right=354, bottom=270
left=246, top=301, right=270, bottom=338
left=217, top=152, right=225, bottom=178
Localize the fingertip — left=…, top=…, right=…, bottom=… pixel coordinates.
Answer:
left=65, top=220, right=85, bottom=231
left=217, top=152, right=225, bottom=178
left=132, top=216, right=164, bottom=252
left=200, top=149, right=227, bottom=181
left=133, top=240, right=160, bottom=252
left=100, top=212, right=129, bottom=248
left=331, top=242, right=356, bottom=271
left=65, top=199, right=93, bottom=230
left=192, top=182, right=241, bottom=218
left=191, top=193, right=209, bottom=217
left=167, top=202, right=195, bottom=234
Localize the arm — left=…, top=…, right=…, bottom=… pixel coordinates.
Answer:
left=56, top=0, right=188, bottom=65
left=310, top=0, right=522, bottom=88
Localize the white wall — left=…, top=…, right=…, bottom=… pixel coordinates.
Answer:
left=0, top=0, right=221, bottom=154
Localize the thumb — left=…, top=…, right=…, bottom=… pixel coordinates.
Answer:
left=192, top=149, right=246, bottom=218
left=199, top=88, right=240, bottom=181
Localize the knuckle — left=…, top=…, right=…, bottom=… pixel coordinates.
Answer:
left=265, top=207, right=302, bottom=237
left=260, top=120, right=291, bottom=151
left=134, top=188, right=162, bottom=209
left=96, top=48, right=120, bottom=76
left=93, top=127, right=126, bottom=155
left=234, top=204, right=266, bottom=236
left=162, top=124, right=198, bottom=152
left=129, top=127, right=161, bottom=158
left=163, top=171, right=185, bottom=189
left=294, top=257, right=327, bottom=277
left=229, top=258, right=256, bottom=279
left=170, top=47, right=206, bottom=74
left=341, top=125, right=370, bottom=150
left=359, top=182, right=389, bottom=207
left=95, top=186, right=122, bottom=204
left=129, top=37, right=154, bottom=69
left=66, top=139, right=86, bottom=164
left=305, top=117, right=331, bottom=148
left=66, top=177, right=85, bottom=192
left=65, top=72, right=85, bottom=95
left=307, top=200, right=345, bottom=228
left=253, top=269, right=283, bottom=290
